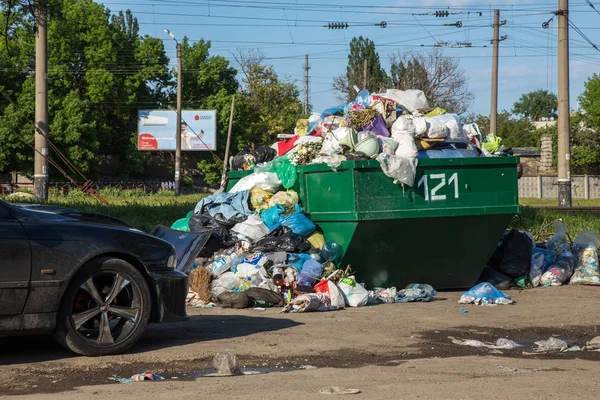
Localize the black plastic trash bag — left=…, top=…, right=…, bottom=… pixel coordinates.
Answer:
left=252, top=147, right=277, bottom=164
left=231, top=151, right=255, bottom=171
left=245, top=288, right=284, bottom=307
left=188, top=211, right=247, bottom=256
left=478, top=266, right=513, bottom=290
left=494, top=230, right=533, bottom=279
left=252, top=226, right=312, bottom=253
left=217, top=292, right=249, bottom=309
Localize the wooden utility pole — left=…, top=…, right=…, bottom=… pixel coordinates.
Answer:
left=304, top=54, right=309, bottom=114
left=363, top=59, right=368, bottom=89
left=34, top=0, right=49, bottom=201
left=218, top=95, right=236, bottom=192
left=557, top=0, right=572, bottom=207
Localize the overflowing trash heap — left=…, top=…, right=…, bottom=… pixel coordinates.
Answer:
left=228, top=88, right=492, bottom=188
left=169, top=88, right=600, bottom=312
left=172, top=174, right=438, bottom=311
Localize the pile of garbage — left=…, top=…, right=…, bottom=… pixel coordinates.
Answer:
left=479, top=221, right=600, bottom=290
left=230, top=88, right=486, bottom=188
left=170, top=175, right=437, bottom=310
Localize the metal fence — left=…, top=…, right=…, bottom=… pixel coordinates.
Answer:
left=519, top=175, right=600, bottom=199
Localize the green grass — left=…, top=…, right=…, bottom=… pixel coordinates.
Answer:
left=3, top=193, right=207, bottom=233
left=520, top=198, right=600, bottom=207
left=4, top=192, right=599, bottom=243
left=510, top=206, right=600, bottom=243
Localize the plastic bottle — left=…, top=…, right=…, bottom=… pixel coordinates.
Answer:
left=320, top=240, right=341, bottom=263
left=239, top=276, right=252, bottom=291
left=212, top=255, right=244, bottom=277
left=405, top=283, right=437, bottom=296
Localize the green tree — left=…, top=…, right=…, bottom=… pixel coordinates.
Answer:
left=0, top=1, right=170, bottom=178
left=578, top=73, right=600, bottom=130
left=543, top=112, right=600, bottom=175
left=333, top=36, right=390, bottom=103
left=235, top=51, right=303, bottom=147
left=469, top=111, right=539, bottom=148
left=512, top=89, right=558, bottom=121
left=389, top=49, right=472, bottom=114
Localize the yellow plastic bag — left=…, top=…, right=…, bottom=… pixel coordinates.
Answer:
left=307, top=232, right=326, bottom=250
left=268, top=190, right=299, bottom=214
left=250, top=187, right=273, bottom=211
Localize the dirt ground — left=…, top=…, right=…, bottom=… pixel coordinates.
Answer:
left=2, top=286, right=600, bottom=399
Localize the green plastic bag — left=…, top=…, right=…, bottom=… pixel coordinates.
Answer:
left=256, top=156, right=297, bottom=189
left=482, top=133, right=502, bottom=154
left=170, top=210, right=193, bottom=232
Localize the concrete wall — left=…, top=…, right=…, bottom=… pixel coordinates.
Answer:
left=519, top=175, right=600, bottom=199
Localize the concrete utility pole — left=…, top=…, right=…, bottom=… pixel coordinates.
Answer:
left=363, top=59, right=368, bottom=89
left=304, top=54, right=309, bottom=115
left=557, top=0, right=572, bottom=207
left=175, top=41, right=182, bottom=196
left=34, top=0, right=49, bottom=201
left=489, top=11, right=507, bottom=138
left=165, top=28, right=182, bottom=196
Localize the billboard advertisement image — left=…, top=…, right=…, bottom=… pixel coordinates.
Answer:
left=137, top=110, right=217, bottom=151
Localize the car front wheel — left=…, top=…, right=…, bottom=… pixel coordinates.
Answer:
left=54, top=257, right=152, bottom=356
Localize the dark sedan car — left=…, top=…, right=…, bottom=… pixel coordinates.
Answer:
left=0, top=199, right=189, bottom=356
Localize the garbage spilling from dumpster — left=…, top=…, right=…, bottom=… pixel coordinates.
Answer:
left=166, top=86, right=596, bottom=313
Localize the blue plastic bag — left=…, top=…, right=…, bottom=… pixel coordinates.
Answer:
left=297, top=259, right=324, bottom=287
left=458, top=282, right=513, bottom=305
left=260, top=204, right=285, bottom=230
left=287, top=253, right=312, bottom=271
left=280, top=213, right=316, bottom=237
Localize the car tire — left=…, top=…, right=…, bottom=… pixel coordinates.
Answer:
left=54, top=257, right=152, bottom=356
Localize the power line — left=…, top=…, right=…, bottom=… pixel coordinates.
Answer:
left=569, top=20, right=600, bottom=53
left=584, top=0, right=600, bottom=16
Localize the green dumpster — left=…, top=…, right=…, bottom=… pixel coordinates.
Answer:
left=228, top=157, right=520, bottom=290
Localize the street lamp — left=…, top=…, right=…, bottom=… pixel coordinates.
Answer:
left=165, top=28, right=182, bottom=196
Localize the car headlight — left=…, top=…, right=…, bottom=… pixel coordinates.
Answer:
left=167, top=253, right=177, bottom=270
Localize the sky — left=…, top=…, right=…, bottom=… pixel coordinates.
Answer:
left=100, top=0, right=600, bottom=118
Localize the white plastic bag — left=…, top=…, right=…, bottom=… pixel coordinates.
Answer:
left=393, top=133, right=418, bottom=159
left=424, top=114, right=464, bottom=140
left=377, top=153, right=418, bottom=187
left=231, top=215, right=269, bottom=242
left=546, top=220, right=571, bottom=256
left=321, top=132, right=343, bottom=155
left=315, top=279, right=345, bottom=309
left=211, top=272, right=239, bottom=297
left=338, top=276, right=369, bottom=307
left=530, top=252, right=544, bottom=287
left=382, top=89, right=430, bottom=113
left=391, top=116, right=417, bottom=137
left=569, top=231, right=600, bottom=285
left=229, top=172, right=281, bottom=193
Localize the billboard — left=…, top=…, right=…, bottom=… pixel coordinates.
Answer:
left=137, top=110, right=217, bottom=151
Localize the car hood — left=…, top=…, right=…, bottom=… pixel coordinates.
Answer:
left=11, top=204, right=132, bottom=229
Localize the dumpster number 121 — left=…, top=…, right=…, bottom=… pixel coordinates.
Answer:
left=417, top=173, right=459, bottom=201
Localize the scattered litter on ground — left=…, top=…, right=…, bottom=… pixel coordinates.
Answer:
left=109, top=373, right=165, bottom=383
left=533, top=337, right=569, bottom=352
left=449, top=337, right=522, bottom=349
left=498, top=366, right=544, bottom=373
left=458, top=282, right=513, bottom=305
left=319, top=386, right=361, bottom=395
left=213, top=352, right=241, bottom=376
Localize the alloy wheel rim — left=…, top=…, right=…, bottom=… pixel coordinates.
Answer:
left=70, top=271, right=142, bottom=347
